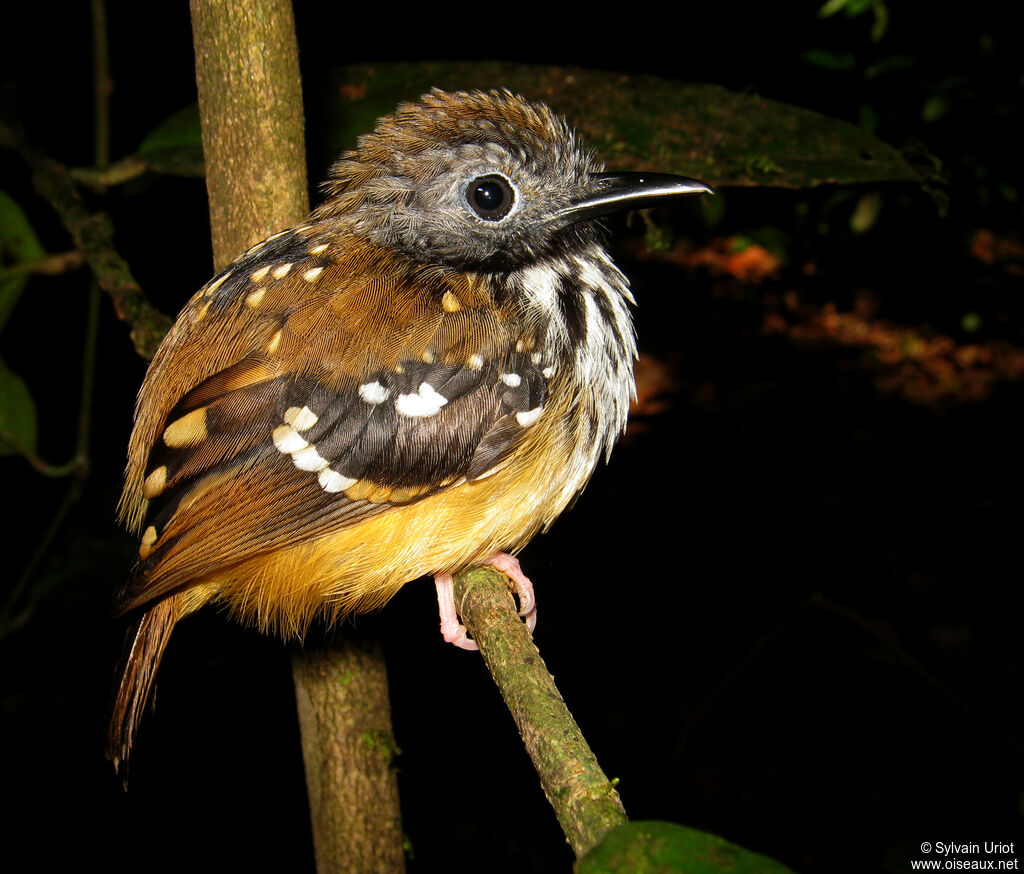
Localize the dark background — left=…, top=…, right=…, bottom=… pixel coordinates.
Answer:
left=1, top=2, right=1021, bottom=872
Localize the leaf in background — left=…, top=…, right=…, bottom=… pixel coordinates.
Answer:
left=0, top=191, right=46, bottom=332
left=801, top=48, right=858, bottom=71
left=850, top=190, right=884, bottom=233
left=0, top=358, right=38, bottom=457
left=325, top=63, right=924, bottom=190
left=135, top=104, right=205, bottom=177
left=578, top=821, right=797, bottom=874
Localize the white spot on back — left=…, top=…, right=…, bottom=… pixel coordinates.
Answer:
left=516, top=406, right=544, bottom=427
left=501, top=373, right=522, bottom=387
left=468, top=354, right=484, bottom=371
left=359, top=381, right=390, bottom=405
left=396, top=382, right=448, bottom=417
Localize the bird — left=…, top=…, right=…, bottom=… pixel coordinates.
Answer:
left=108, top=87, right=712, bottom=771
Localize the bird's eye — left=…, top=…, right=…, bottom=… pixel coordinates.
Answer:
left=464, top=174, right=516, bottom=221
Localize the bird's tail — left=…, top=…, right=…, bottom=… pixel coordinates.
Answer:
left=107, top=592, right=184, bottom=777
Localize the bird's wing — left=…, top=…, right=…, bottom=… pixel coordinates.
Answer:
left=117, top=228, right=553, bottom=612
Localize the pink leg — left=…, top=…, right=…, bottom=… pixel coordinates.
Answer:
left=433, top=573, right=478, bottom=651
left=432, top=552, right=538, bottom=650
left=481, top=552, right=537, bottom=633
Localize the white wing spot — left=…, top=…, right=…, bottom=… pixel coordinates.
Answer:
left=204, top=271, right=231, bottom=296
left=139, top=525, right=159, bottom=559
left=501, top=373, right=522, bottom=387
left=251, top=265, right=271, bottom=282
left=291, top=445, right=330, bottom=472
left=302, top=266, right=324, bottom=282
left=245, top=288, right=266, bottom=308
left=272, top=262, right=293, bottom=279
left=319, top=468, right=357, bottom=493
left=516, top=406, right=544, bottom=427
left=358, top=381, right=390, bottom=405
left=542, top=364, right=557, bottom=379
left=309, top=243, right=329, bottom=255
left=467, top=354, right=484, bottom=371
left=396, top=382, right=448, bottom=417
left=284, top=406, right=319, bottom=431
left=272, top=425, right=309, bottom=454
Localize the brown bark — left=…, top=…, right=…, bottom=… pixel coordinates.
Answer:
left=189, top=0, right=308, bottom=266
left=292, top=634, right=406, bottom=874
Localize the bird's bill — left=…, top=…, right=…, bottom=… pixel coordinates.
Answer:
left=562, top=172, right=714, bottom=223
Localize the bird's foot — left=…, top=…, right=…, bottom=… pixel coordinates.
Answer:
left=481, top=552, right=537, bottom=632
left=434, top=572, right=477, bottom=651
left=433, top=552, right=537, bottom=650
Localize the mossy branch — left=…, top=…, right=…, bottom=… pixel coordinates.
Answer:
left=0, top=123, right=171, bottom=360
left=453, top=566, right=628, bottom=858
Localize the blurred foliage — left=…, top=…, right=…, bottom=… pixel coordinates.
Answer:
left=326, top=62, right=924, bottom=189
left=0, top=190, right=46, bottom=329
left=579, top=821, right=798, bottom=874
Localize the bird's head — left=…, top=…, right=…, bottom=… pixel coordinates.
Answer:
left=316, top=89, right=711, bottom=271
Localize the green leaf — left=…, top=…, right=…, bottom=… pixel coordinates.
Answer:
left=0, top=191, right=47, bottom=332
left=800, top=49, right=857, bottom=71
left=135, top=104, right=205, bottom=177
left=818, top=0, right=878, bottom=18
left=922, top=95, right=950, bottom=123
left=817, top=0, right=851, bottom=18
left=864, top=56, right=918, bottom=79
left=326, top=63, right=924, bottom=191
left=850, top=190, right=883, bottom=233
left=870, top=2, right=889, bottom=43
left=578, top=821, right=798, bottom=874
left=0, top=358, right=38, bottom=457
left=960, top=312, right=982, bottom=334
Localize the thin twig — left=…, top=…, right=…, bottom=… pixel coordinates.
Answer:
left=0, top=122, right=171, bottom=360
left=453, top=566, right=627, bottom=857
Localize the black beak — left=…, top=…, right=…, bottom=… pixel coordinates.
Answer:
left=562, top=172, right=714, bottom=223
